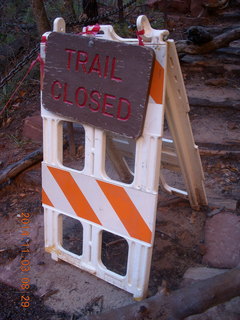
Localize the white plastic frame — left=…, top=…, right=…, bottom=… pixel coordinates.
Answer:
left=41, top=16, right=207, bottom=301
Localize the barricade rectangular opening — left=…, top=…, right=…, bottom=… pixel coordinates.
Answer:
left=62, top=121, right=85, bottom=171
left=61, top=214, right=83, bottom=256
left=105, top=132, right=135, bottom=184
left=161, top=130, right=188, bottom=196
left=161, top=168, right=187, bottom=194
left=101, top=230, right=129, bottom=276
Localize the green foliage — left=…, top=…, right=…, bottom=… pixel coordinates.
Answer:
left=1, top=80, right=18, bottom=107
left=0, top=83, right=14, bottom=118
left=7, top=134, right=27, bottom=147
left=113, top=22, right=132, bottom=38
left=134, top=0, right=146, bottom=4
left=45, top=0, right=64, bottom=21
left=22, top=6, right=35, bottom=24
left=0, top=66, right=40, bottom=116
left=73, top=0, right=83, bottom=16
left=3, top=2, right=17, bottom=20
left=151, top=14, right=165, bottom=30
left=6, top=34, right=16, bottom=44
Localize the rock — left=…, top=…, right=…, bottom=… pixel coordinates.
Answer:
left=217, top=47, right=240, bottom=56
left=203, top=0, right=229, bottom=8
left=205, top=78, right=227, bottom=87
left=187, top=26, right=213, bottom=45
left=168, top=0, right=191, bottom=13
left=184, top=266, right=228, bottom=281
left=225, top=296, right=240, bottom=314
left=236, top=199, right=240, bottom=212
left=148, top=0, right=191, bottom=13
left=189, top=97, right=240, bottom=110
left=22, top=115, right=42, bottom=143
left=19, top=168, right=41, bottom=187
left=203, top=213, right=240, bottom=268
left=182, top=266, right=228, bottom=287
left=190, top=0, right=204, bottom=17
left=220, top=11, right=240, bottom=21
left=186, top=304, right=240, bottom=320
left=15, top=163, right=41, bottom=189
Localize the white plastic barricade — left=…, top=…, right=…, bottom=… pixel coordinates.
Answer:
left=41, top=16, right=207, bottom=300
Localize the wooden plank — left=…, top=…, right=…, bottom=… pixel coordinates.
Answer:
left=42, top=32, right=155, bottom=138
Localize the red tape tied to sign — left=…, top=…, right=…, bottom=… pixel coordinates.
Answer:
left=136, top=29, right=145, bottom=46
left=0, top=54, right=44, bottom=118
left=79, top=24, right=101, bottom=36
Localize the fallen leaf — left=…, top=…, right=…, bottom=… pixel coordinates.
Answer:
left=19, top=193, right=26, bottom=197
left=19, top=90, right=27, bottom=97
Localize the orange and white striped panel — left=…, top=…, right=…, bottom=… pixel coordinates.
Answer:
left=42, top=164, right=157, bottom=244
left=149, top=47, right=166, bottom=105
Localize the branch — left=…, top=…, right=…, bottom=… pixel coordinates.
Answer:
left=84, top=267, right=240, bottom=320
left=176, top=27, right=240, bottom=54
left=199, top=148, right=240, bottom=158
left=0, top=148, right=43, bottom=185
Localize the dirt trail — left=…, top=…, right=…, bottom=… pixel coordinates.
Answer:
left=0, top=5, right=240, bottom=319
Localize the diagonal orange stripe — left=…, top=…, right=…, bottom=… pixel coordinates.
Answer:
left=149, top=59, right=164, bottom=104
left=48, top=166, right=102, bottom=225
left=97, top=180, right=152, bottom=243
left=42, top=188, right=54, bottom=207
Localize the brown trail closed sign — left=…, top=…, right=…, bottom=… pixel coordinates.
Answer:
left=42, top=32, right=155, bottom=138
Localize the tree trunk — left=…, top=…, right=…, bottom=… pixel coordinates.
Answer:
left=83, top=267, right=240, bottom=320
left=118, top=0, right=124, bottom=23
left=176, top=27, right=240, bottom=55
left=31, top=0, right=51, bottom=36
left=0, top=148, right=43, bottom=186
left=82, top=0, right=98, bottom=20
left=62, top=0, right=76, bottom=22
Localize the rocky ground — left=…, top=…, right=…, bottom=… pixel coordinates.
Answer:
left=0, top=2, right=240, bottom=320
